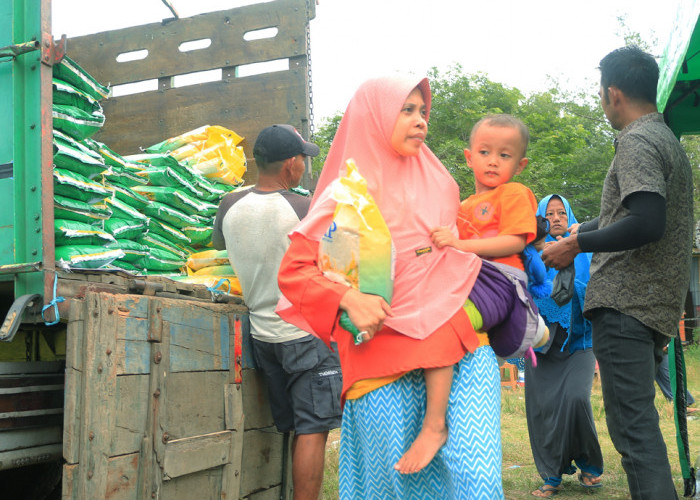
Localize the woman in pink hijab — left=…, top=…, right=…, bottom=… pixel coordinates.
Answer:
left=278, top=76, right=504, bottom=499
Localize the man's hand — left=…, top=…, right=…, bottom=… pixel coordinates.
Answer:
left=541, top=233, right=580, bottom=270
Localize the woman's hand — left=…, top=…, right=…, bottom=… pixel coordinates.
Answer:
left=430, top=226, right=458, bottom=249
left=339, top=288, right=393, bottom=340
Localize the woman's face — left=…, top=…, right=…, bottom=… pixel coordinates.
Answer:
left=545, top=198, right=568, bottom=237
left=390, top=87, right=428, bottom=156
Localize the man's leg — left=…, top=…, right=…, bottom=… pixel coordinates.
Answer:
left=292, top=431, right=329, bottom=500
left=592, top=308, right=677, bottom=500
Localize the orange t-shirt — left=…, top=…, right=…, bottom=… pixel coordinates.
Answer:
left=457, top=182, right=537, bottom=271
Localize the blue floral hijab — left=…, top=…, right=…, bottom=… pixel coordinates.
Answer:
left=535, top=195, right=592, bottom=349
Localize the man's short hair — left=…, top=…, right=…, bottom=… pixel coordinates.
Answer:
left=469, top=114, right=530, bottom=157
left=599, top=46, right=659, bottom=104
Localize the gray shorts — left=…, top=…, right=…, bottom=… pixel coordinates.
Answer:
left=252, top=335, right=342, bottom=434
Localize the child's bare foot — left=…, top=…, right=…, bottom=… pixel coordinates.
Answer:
left=394, top=425, right=448, bottom=474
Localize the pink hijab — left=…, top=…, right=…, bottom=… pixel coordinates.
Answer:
left=286, top=76, right=481, bottom=339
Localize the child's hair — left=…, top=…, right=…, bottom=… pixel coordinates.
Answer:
left=535, top=215, right=549, bottom=242
left=469, top=114, right=530, bottom=157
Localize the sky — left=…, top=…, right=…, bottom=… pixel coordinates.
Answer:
left=52, top=0, right=686, bottom=123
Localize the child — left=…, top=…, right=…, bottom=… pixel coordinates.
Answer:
left=431, top=114, right=537, bottom=268
left=396, top=115, right=546, bottom=475
left=431, top=114, right=548, bottom=354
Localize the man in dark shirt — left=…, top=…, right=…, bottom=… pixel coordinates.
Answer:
left=542, top=46, right=693, bottom=500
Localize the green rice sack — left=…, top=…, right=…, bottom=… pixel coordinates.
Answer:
left=54, top=195, right=112, bottom=224
left=132, top=185, right=217, bottom=216
left=53, top=55, right=109, bottom=101
left=136, top=166, right=204, bottom=199
left=104, top=217, right=149, bottom=240
left=107, top=260, right=145, bottom=274
left=101, top=165, right=149, bottom=188
left=52, top=78, right=103, bottom=114
left=106, top=183, right=150, bottom=210
left=52, top=104, right=105, bottom=141
left=105, top=239, right=150, bottom=263
left=143, top=201, right=199, bottom=229
left=103, top=197, right=149, bottom=224
left=54, top=219, right=116, bottom=246
left=137, top=232, right=189, bottom=259
left=182, top=225, right=213, bottom=246
left=53, top=140, right=107, bottom=179
left=55, top=245, right=124, bottom=269
left=134, top=247, right=186, bottom=272
left=53, top=130, right=103, bottom=163
left=148, top=219, right=190, bottom=246
left=53, top=168, right=112, bottom=203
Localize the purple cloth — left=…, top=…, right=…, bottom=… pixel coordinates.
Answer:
left=469, top=260, right=538, bottom=358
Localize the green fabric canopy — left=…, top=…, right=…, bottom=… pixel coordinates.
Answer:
left=658, top=0, right=700, bottom=137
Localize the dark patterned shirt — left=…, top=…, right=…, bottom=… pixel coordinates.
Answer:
left=584, top=113, right=693, bottom=337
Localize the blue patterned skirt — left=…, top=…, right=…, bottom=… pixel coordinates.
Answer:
left=339, top=346, right=504, bottom=500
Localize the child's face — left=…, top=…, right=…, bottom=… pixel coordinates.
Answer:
left=390, top=87, right=428, bottom=157
left=464, top=124, right=528, bottom=194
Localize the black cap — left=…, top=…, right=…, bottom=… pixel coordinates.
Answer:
left=253, top=124, right=320, bottom=163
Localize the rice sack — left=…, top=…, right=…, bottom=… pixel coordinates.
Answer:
left=319, top=159, right=394, bottom=344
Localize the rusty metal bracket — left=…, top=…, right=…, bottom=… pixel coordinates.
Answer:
left=0, top=34, right=65, bottom=65
left=41, top=33, right=66, bottom=66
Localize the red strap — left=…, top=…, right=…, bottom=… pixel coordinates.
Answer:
left=234, top=315, right=243, bottom=384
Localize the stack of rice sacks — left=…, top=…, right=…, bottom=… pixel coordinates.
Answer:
left=51, top=56, right=246, bottom=278
left=51, top=55, right=124, bottom=269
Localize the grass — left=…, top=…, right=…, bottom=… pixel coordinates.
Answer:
left=321, top=342, right=700, bottom=500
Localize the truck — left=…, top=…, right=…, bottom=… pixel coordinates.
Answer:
left=0, top=0, right=317, bottom=498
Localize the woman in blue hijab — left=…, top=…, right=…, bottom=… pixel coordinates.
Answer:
left=527, top=194, right=604, bottom=498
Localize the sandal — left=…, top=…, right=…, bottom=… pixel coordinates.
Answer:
left=578, top=471, right=602, bottom=488
left=532, top=484, right=561, bottom=497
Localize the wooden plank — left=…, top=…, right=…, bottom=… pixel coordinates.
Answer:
left=105, top=453, right=140, bottom=500
left=78, top=292, right=119, bottom=499
left=222, top=383, right=244, bottom=498
left=110, top=374, right=150, bottom=457
left=241, top=368, right=275, bottom=430
left=64, top=454, right=140, bottom=500
left=160, top=467, right=223, bottom=499
left=63, top=463, right=77, bottom=500
left=63, top=299, right=84, bottom=464
left=66, top=0, right=310, bottom=84
left=239, top=428, right=285, bottom=497
left=163, top=371, right=227, bottom=438
left=162, top=431, right=231, bottom=480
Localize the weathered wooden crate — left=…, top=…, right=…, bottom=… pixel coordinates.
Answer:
left=61, top=290, right=291, bottom=499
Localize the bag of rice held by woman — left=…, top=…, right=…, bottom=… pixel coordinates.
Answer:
left=319, top=159, right=395, bottom=344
